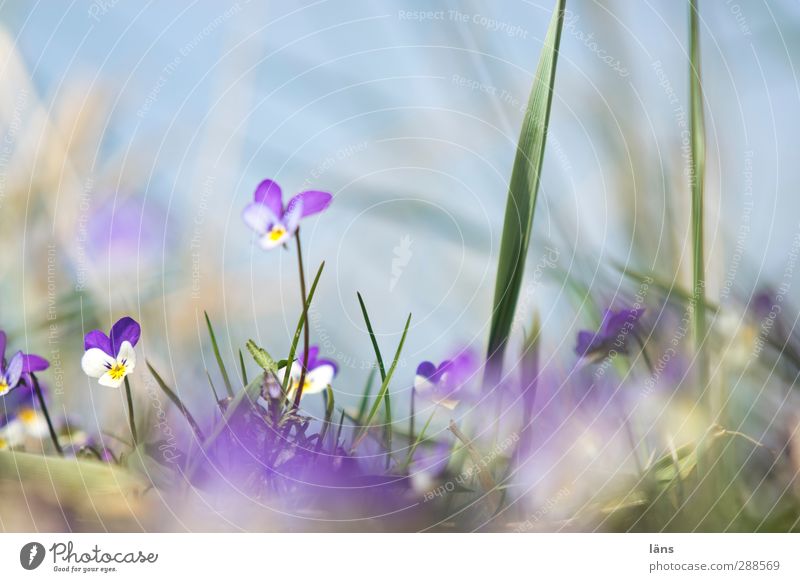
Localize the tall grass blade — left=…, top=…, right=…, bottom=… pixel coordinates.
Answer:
left=689, top=0, right=710, bottom=408
left=238, top=349, right=248, bottom=386
left=356, top=292, right=392, bottom=455
left=204, top=311, right=234, bottom=398
left=318, top=385, right=335, bottom=451
left=485, top=0, right=566, bottom=382
left=356, top=368, right=376, bottom=426
left=350, top=313, right=412, bottom=452
left=146, top=361, right=206, bottom=442
left=281, top=261, right=325, bottom=390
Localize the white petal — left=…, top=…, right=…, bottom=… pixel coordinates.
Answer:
left=98, top=371, right=125, bottom=388
left=1, top=420, right=25, bottom=447
left=304, top=364, right=335, bottom=395
left=81, top=348, right=114, bottom=378
left=414, top=374, right=435, bottom=394
left=116, top=341, right=136, bottom=373
left=23, top=415, right=49, bottom=438
left=242, top=202, right=276, bottom=234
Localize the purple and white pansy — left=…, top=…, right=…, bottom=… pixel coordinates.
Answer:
left=81, top=317, right=141, bottom=388
left=0, top=330, right=49, bottom=396
left=414, top=351, right=477, bottom=410
left=277, top=346, right=337, bottom=400
left=242, top=179, right=333, bottom=250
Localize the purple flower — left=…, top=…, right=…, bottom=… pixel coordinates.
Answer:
left=0, top=330, right=49, bottom=396
left=242, top=179, right=333, bottom=250
left=276, top=346, right=337, bottom=400
left=414, top=350, right=477, bottom=410
left=81, top=317, right=140, bottom=388
left=575, top=308, right=644, bottom=360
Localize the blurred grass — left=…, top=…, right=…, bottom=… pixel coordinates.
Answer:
left=485, top=0, right=566, bottom=380
left=689, top=0, right=709, bottom=399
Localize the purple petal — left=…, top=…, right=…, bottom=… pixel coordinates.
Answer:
left=416, top=361, right=437, bottom=380
left=283, top=196, right=304, bottom=233
left=0, top=330, right=6, bottom=361
left=253, top=179, right=284, bottom=218
left=84, top=329, right=112, bottom=355
left=292, top=190, right=332, bottom=218
left=110, top=316, right=141, bottom=354
left=297, top=346, right=320, bottom=369
left=5, top=351, right=23, bottom=387
left=574, top=330, right=599, bottom=356
left=21, top=354, right=49, bottom=373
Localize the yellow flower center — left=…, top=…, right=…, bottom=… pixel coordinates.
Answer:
left=0, top=437, right=7, bottom=450
left=0, top=381, right=8, bottom=396
left=289, top=378, right=312, bottom=395
left=268, top=225, right=287, bottom=242
left=18, top=408, right=37, bottom=424
left=108, top=362, right=127, bottom=380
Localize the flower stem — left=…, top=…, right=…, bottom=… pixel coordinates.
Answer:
left=124, top=376, right=138, bottom=447
left=292, top=229, right=311, bottom=410
left=409, top=388, right=415, bottom=446
left=30, top=373, right=63, bottom=457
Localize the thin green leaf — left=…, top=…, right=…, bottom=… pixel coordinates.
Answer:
left=205, top=371, right=221, bottom=404
left=146, top=361, right=206, bottom=442
left=402, top=408, right=437, bottom=470
left=318, top=385, right=335, bottom=451
left=356, top=368, right=376, bottom=426
left=485, top=0, right=566, bottom=381
left=239, top=349, right=248, bottom=386
left=334, top=408, right=346, bottom=449
left=689, top=0, right=709, bottom=399
left=356, top=292, right=392, bottom=458
left=282, top=261, right=325, bottom=390
left=357, top=292, right=387, bottom=379
left=204, top=311, right=234, bottom=398
left=351, top=313, right=412, bottom=452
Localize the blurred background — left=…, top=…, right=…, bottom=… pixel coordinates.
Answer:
left=0, top=0, right=798, bottom=448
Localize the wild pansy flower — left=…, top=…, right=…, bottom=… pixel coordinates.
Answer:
left=0, top=383, right=48, bottom=450
left=277, top=346, right=337, bottom=400
left=575, top=308, right=644, bottom=361
left=414, top=351, right=477, bottom=410
left=242, top=179, right=333, bottom=250
left=0, top=330, right=49, bottom=396
left=81, top=317, right=140, bottom=388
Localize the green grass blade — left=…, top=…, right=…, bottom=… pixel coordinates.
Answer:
left=204, top=311, right=234, bottom=398
left=238, top=349, right=248, bottom=386
left=334, top=408, right=346, bottom=449
left=205, top=371, right=221, bottom=404
left=402, top=408, right=437, bottom=470
left=281, top=261, right=325, bottom=390
left=356, top=368, right=376, bottom=425
left=485, top=0, right=566, bottom=381
left=357, top=292, right=387, bottom=379
left=350, top=313, right=412, bottom=452
left=356, top=292, right=392, bottom=456
left=689, top=0, right=708, bottom=397
left=318, top=385, right=335, bottom=451
left=146, top=361, right=206, bottom=442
